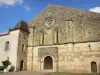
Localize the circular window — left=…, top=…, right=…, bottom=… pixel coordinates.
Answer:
left=45, top=16, right=55, bottom=28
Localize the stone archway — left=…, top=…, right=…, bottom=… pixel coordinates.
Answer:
left=38, top=47, right=58, bottom=72
left=91, top=61, right=97, bottom=73
left=44, top=56, right=53, bottom=70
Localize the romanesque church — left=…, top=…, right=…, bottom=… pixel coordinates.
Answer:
left=0, top=4, right=100, bottom=73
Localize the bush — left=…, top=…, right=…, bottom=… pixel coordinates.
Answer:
left=2, top=60, right=11, bottom=69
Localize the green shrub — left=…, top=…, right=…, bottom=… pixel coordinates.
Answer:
left=2, top=60, right=11, bottom=69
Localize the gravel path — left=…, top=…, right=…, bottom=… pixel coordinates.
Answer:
left=0, top=71, right=47, bottom=75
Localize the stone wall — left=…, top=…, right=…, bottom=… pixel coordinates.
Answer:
left=27, top=5, right=100, bottom=73
left=27, top=41, right=100, bottom=73
left=28, top=5, right=100, bottom=45
left=16, top=30, right=29, bottom=71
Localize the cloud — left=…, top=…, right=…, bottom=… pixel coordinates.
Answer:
left=24, top=5, right=31, bottom=11
left=0, top=0, right=24, bottom=6
left=89, top=7, right=100, bottom=13
left=0, top=32, right=7, bottom=35
left=0, top=0, right=31, bottom=11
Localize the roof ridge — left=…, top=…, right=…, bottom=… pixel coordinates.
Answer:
left=47, top=4, right=100, bottom=14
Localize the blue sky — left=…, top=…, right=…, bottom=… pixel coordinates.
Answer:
left=0, top=0, right=100, bottom=33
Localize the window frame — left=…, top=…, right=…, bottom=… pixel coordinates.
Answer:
left=53, top=30, right=59, bottom=44
left=39, top=33, right=44, bottom=45
left=22, top=44, right=24, bottom=51
left=5, top=41, right=10, bottom=51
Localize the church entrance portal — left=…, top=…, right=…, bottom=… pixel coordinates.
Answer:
left=44, top=56, right=53, bottom=70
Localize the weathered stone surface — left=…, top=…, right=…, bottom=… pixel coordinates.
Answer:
left=1, top=4, right=100, bottom=73
left=38, top=47, right=58, bottom=61
left=28, top=4, right=100, bottom=45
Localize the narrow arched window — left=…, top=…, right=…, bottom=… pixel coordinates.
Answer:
left=56, top=30, right=58, bottom=43
left=5, top=41, right=9, bottom=50
left=22, top=44, right=24, bottom=51
left=39, top=33, right=44, bottom=45
left=42, top=33, right=44, bottom=45
left=66, top=20, right=73, bottom=32
left=54, top=30, right=58, bottom=44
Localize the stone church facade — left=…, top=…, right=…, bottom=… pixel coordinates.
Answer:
left=0, top=4, right=100, bottom=73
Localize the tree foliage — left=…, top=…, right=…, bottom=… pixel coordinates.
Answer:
left=2, top=60, right=11, bottom=68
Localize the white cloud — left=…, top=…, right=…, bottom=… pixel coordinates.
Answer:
left=0, top=0, right=24, bottom=6
left=0, top=32, right=7, bottom=35
left=89, top=7, right=100, bottom=13
left=24, top=5, right=31, bottom=11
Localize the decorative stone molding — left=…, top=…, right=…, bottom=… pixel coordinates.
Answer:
left=38, top=47, right=58, bottom=61
left=45, top=16, right=55, bottom=28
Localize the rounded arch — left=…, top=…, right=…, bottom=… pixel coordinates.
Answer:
left=20, top=60, right=24, bottom=71
left=91, top=61, right=97, bottom=73
left=41, top=54, right=56, bottom=62
left=44, top=56, right=53, bottom=70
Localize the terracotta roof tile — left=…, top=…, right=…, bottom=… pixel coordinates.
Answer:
left=11, top=20, right=29, bottom=33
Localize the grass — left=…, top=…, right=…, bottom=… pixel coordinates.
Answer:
left=45, top=72, right=100, bottom=75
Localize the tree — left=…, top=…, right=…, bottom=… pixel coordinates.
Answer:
left=2, top=60, right=11, bottom=69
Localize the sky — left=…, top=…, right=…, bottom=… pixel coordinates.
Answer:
left=0, top=0, right=100, bottom=33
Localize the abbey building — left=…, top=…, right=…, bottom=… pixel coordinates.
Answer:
left=0, top=5, right=100, bottom=73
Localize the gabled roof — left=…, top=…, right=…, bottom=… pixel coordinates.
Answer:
left=11, top=20, right=29, bottom=33
left=28, top=4, right=100, bottom=43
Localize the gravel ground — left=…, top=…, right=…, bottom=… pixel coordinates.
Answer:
left=0, top=71, right=47, bottom=75
left=0, top=71, right=99, bottom=75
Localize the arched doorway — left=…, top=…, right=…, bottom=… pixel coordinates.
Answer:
left=91, top=61, right=97, bottom=73
left=20, top=60, right=24, bottom=71
left=44, top=56, right=53, bottom=70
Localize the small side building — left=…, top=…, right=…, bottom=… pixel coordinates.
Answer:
left=0, top=20, right=29, bottom=71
